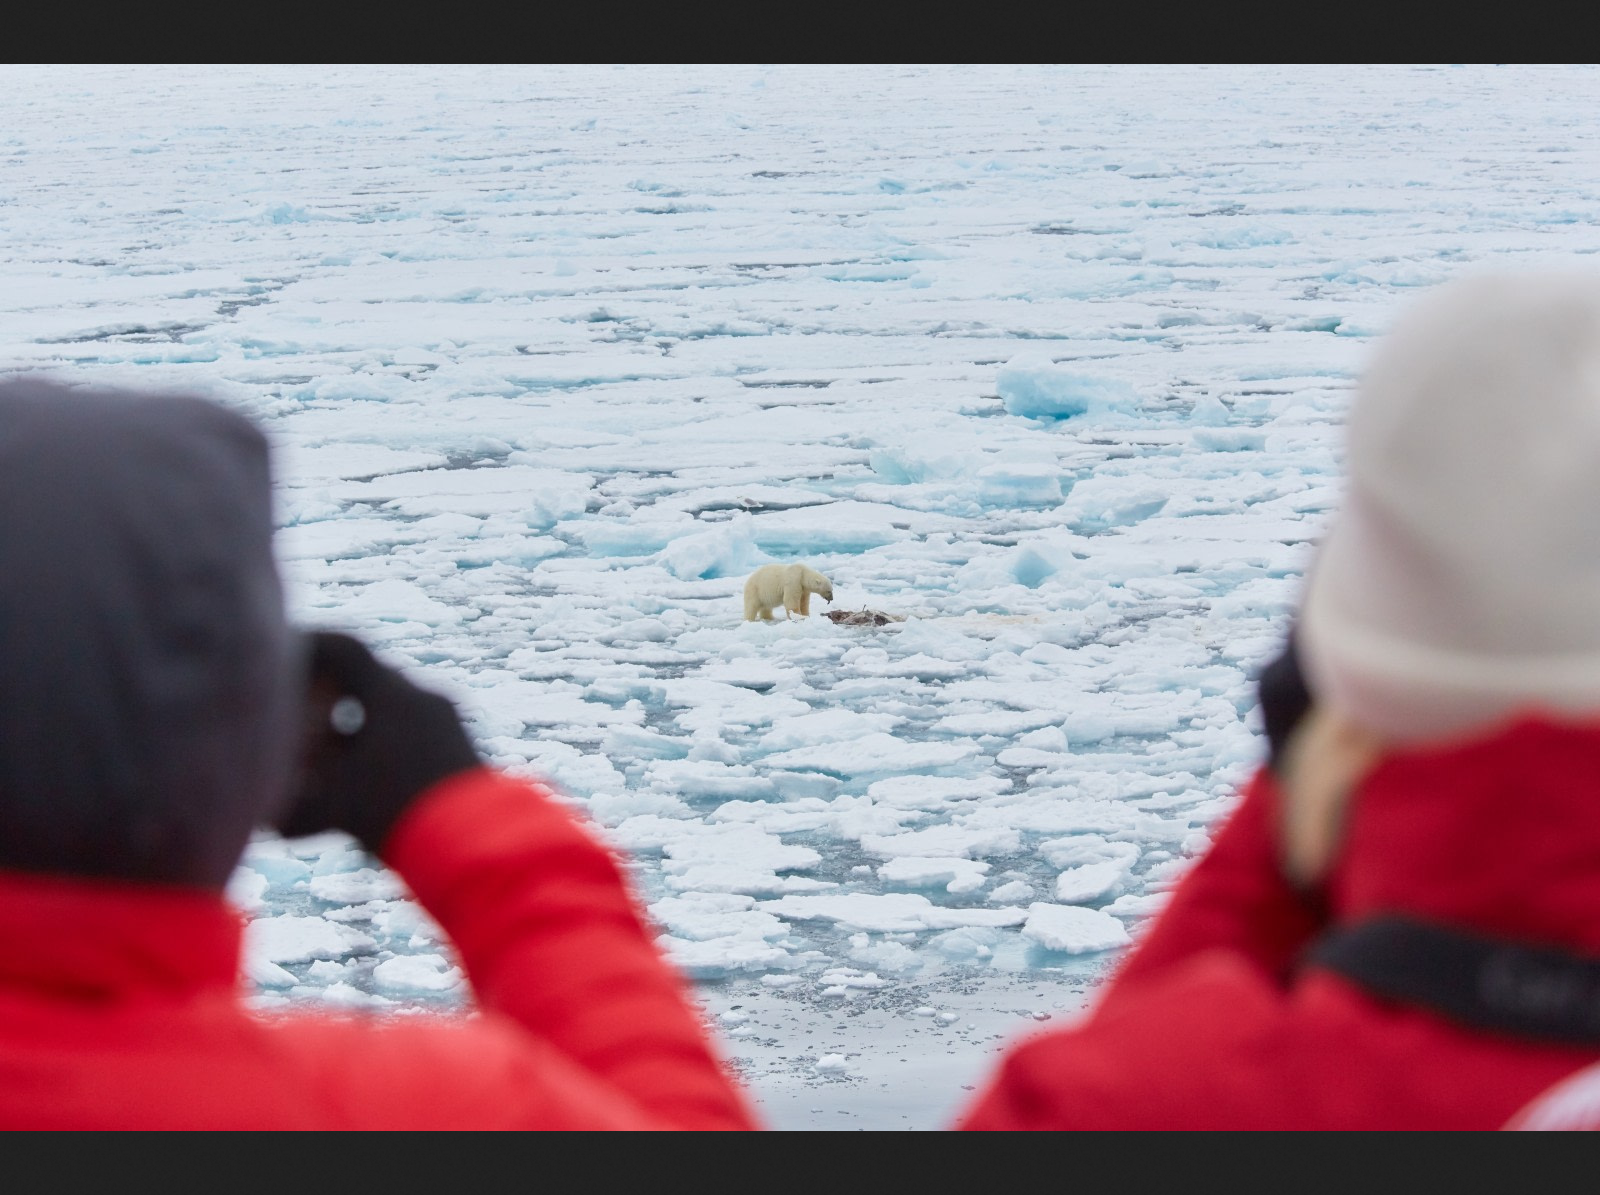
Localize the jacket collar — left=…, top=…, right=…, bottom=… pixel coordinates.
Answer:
left=0, top=868, right=241, bottom=1002
left=1331, top=717, right=1600, bottom=952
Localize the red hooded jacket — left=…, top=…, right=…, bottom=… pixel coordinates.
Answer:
left=0, top=768, right=756, bottom=1130
left=959, top=718, right=1600, bottom=1130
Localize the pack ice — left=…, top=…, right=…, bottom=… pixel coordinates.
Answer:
left=6, top=65, right=1598, bottom=1120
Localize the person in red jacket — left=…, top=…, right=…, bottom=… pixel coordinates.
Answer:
left=0, top=379, right=756, bottom=1130
left=960, top=273, right=1600, bottom=1130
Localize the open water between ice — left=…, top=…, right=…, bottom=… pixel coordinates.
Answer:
left=7, top=64, right=1600, bottom=1127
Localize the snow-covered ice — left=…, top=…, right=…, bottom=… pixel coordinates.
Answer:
left=7, top=63, right=1600, bottom=1128
left=1020, top=903, right=1132, bottom=954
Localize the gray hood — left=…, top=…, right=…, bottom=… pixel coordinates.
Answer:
left=0, top=379, right=298, bottom=887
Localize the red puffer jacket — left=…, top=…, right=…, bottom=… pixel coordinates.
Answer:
left=959, top=718, right=1600, bottom=1130
left=0, top=769, right=756, bottom=1130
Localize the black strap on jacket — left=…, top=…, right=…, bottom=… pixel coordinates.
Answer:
left=1306, top=915, right=1600, bottom=1045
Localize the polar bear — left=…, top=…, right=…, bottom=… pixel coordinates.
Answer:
left=743, top=563, right=834, bottom=621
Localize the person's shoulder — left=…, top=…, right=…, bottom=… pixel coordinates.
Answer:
left=255, top=1007, right=653, bottom=1129
left=962, top=950, right=1298, bottom=1130
left=965, top=950, right=1543, bottom=1129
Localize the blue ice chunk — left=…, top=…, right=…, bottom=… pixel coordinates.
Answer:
left=977, top=463, right=1062, bottom=508
left=925, top=926, right=1005, bottom=963
left=250, top=855, right=312, bottom=889
left=310, top=843, right=366, bottom=877
left=996, top=353, right=1140, bottom=419
left=869, top=445, right=980, bottom=484
left=1010, top=547, right=1060, bottom=589
left=655, top=518, right=770, bottom=580
left=1061, top=476, right=1169, bottom=533
left=1287, top=316, right=1343, bottom=333
left=1189, top=394, right=1232, bottom=426
left=603, top=725, right=692, bottom=761
left=576, top=522, right=681, bottom=557
left=260, top=202, right=313, bottom=224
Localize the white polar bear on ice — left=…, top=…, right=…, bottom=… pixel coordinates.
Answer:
left=743, top=563, right=834, bottom=621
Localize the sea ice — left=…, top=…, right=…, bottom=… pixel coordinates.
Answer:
left=1020, top=904, right=1132, bottom=954
left=307, top=868, right=407, bottom=905
left=372, top=955, right=464, bottom=993
left=246, top=916, right=376, bottom=964
left=762, top=893, right=1027, bottom=934
left=860, top=824, right=1021, bottom=860
left=226, top=868, right=269, bottom=914
left=996, top=353, right=1140, bottom=420
left=877, top=856, right=992, bottom=894
left=8, top=62, right=1597, bottom=1128
left=1053, top=861, right=1130, bottom=904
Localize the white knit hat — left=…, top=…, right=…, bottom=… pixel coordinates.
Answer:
left=1300, top=272, right=1600, bottom=743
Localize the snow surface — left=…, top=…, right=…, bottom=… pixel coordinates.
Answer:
left=6, top=64, right=1600, bottom=1128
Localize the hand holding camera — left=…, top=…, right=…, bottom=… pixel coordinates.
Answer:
left=279, top=631, right=480, bottom=854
